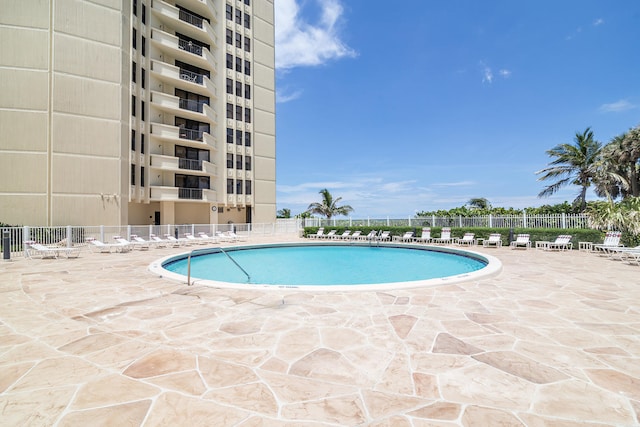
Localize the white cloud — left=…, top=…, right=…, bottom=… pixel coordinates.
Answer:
left=275, top=0, right=357, bottom=70
left=480, top=62, right=511, bottom=84
left=276, top=88, right=303, bottom=103
left=593, top=18, right=604, bottom=26
left=482, top=66, right=493, bottom=84
left=598, top=99, right=637, bottom=113
left=499, top=69, right=511, bottom=78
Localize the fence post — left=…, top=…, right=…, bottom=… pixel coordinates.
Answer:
left=100, top=225, right=105, bottom=242
left=562, top=213, right=566, bottom=229
left=23, top=225, right=30, bottom=243
left=127, top=225, right=132, bottom=239
left=66, top=225, right=72, bottom=247
left=432, top=215, right=435, bottom=227
left=489, top=214, right=493, bottom=228
left=523, top=212, right=527, bottom=228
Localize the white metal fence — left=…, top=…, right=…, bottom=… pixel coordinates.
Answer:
left=0, top=220, right=301, bottom=258
left=304, top=214, right=590, bottom=230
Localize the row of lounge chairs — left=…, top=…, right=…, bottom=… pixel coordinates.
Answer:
left=589, top=231, right=640, bottom=265
left=86, top=231, right=246, bottom=253
left=24, top=241, right=81, bottom=259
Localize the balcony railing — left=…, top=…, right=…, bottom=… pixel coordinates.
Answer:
left=179, top=69, right=204, bottom=84
left=178, top=128, right=204, bottom=141
left=178, top=158, right=203, bottom=170
left=178, top=39, right=203, bottom=56
left=178, top=188, right=203, bottom=199
left=179, top=98, right=206, bottom=113
left=179, top=9, right=203, bottom=28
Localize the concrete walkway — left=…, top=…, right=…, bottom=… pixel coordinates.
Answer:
left=1, top=237, right=639, bottom=426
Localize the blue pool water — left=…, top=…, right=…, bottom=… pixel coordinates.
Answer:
left=162, top=244, right=488, bottom=287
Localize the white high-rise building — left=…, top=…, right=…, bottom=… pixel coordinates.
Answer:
left=0, top=0, right=276, bottom=226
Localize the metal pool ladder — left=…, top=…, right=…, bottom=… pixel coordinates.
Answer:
left=187, top=247, right=250, bottom=285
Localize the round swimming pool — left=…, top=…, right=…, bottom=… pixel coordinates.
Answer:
left=150, top=242, right=502, bottom=291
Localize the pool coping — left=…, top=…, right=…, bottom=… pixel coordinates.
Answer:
left=148, top=241, right=503, bottom=291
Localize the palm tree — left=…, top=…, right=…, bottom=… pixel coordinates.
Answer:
left=467, top=198, right=491, bottom=210
left=536, top=127, right=602, bottom=211
left=307, top=189, right=354, bottom=219
left=276, top=208, right=291, bottom=218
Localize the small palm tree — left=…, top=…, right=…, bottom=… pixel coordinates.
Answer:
left=536, top=127, right=602, bottom=211
left=277, top=208, right=291, bottom=218
left=307, top=189, right=354, bottom=219
left=467, top=198, right=491, bottom=210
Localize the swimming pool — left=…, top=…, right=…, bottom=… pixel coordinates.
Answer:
left=150, top=242, right=502, bottom=291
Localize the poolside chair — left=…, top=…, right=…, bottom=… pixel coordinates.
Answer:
left=393, top=231, right=414, bottom=242
left=113, top=237, right=135, bottom=252
left=350, top=231, right=362, bottom=240
left=197, top=232, right=218, bottom=243
left=483, top=234, right=502, bottom=248
left=602, top=245, right=640, bottom=261
left=377, top=231, right=391, bottom=242
left=364, top=230, right=378, bottom=241
left=216, top=231, right=235, bottom=242
left=320, top=230, right=337, bottom=239
left=87, top=238, right=129, bottom=253
left=164, top=234, right=185, bottom=247
left=309, top=227, right=325, bottom=239
left=593, top=231, right=623, bottom=254
left=226, top=231, right=247, bottom=241
left=185, top=233, right=207, bottom=245
left=336, top=230, right=352, bottom=240
left=510, top=234, right=531, bottom=249
left=432, top=228, right=453, bottom=245
left=414, top=227, right=432, bottom=243
left=129, top=235, right=151, bottom=250
left=25, top=241, right=77, bottom=259
left=542, top=235, right=573, bottom=251
left=149, top=234, right=168, bottom=248
left=455, top=233, right=476, bottom=246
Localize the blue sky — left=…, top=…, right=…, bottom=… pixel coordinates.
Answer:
left=273, top=0, right=640, bottom=217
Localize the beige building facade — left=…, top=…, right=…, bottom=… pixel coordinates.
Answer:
left=0, top=0, right=276, bottom=226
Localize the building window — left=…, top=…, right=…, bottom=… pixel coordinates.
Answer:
left=235, top=81, right=242, bottom=97
left=131, top=164, right=136, bottom=185
left=225, top=4, right=232, bottom=20
left=226, top=53, right=233, bottom=69
left=244, top=13, right=251, bottom=29
left=141, top=166, right=145, bottom=187
left=141, top=36, right=146, bottom=56
left=245, top=180, right=252, bottom=195
left=236, top=105, right=242, bottom=120
left=245, top=0, right=250, bottom=6
left=141, top=101, right=145, bottom=121
left=141, top=134, right=145, bottom=154
left=132, top=28, right=137, bottom=49
left=226, top=103, right=233, bottom=118
left=132, top=95, right=136, bottom=116
left=226, top=128, right=233, bottom=143
left=131, top=130, right=136, bottom=150
left=133, top=0, right=137, bottom=16
left=142, top=4, right=146, bottom=24
left=244, top=108, right=251, bottom=123
left=236, top=129, right=242, bottom=145
left=235, top=32, right=242, bottom=48
left=132, top=61, right=136, bottom=82
left=141, top=68, right=146, bottom=89
left=244, top=132, right=251, bottom=147
left=227, top=178, right=234, bottom=194
left=226, top=78, right=233, bottom=94
left=244, top=36, right=250, bottom=52
left=226, top=28, right=233, bottom=44
left=236, top=154, right=243, bottom=169
left=235, top=57, right=242, bottom=72
left=245, top=156, right=251, bottom=171
left=244, top=60, right=251, bottom=76
left=244, top=84, right=251, bottom=99
left=226, top=153, right=233, bottom=168
left=235, top=8, right=242, bottom=24
left=236, top=180, right=243, bottom=194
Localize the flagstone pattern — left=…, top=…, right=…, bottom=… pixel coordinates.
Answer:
left=1, top=236, right=639, bottom=426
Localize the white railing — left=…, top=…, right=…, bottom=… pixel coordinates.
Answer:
left=0, top=221, right=299, bottom=258
left=304, top=214, right=590, bottom=229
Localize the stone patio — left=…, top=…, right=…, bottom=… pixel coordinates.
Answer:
left=1, top=236, right=639, bottom=426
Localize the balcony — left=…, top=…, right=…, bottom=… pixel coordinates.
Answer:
left=150, top=123, right=218, bottom=151
left=150, top=29, right=216, bottom=71
left=179, top=128, right=203, bottom=141
left=150, top=91, right=216, bottom=124
left=179, top=98, right=205, bottom=113
left=150, top=60, right=216, bottom=98
left=151, top=0, right=217, bottom=47
left=150, top=154, right=218, bottom=176
left=150, top=186, right=216, bottom=202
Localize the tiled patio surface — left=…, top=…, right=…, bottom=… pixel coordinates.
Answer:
left=1, top=236, right=639, bottom=426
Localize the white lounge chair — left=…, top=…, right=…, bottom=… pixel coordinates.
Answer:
left=336, top=230, right=352, bottom=240
left=149, top=234, right=168, bottom=248
left=164, top=235, right=185, bottom=247
left=393, top=231, right=414, bottom=242
left=185, top=233, right=207, bottom=245
left=113, top=237, right=135, bottom=252
left=483, top=234, right=502, bottom=248
left=541, top=235, right=573, bottom=251
left=129, top=235, right=151, bottom=250
left=309, top=227, right=325, bottom=239
left=226, top=231, right=247, bottom=241
left=350, top=231, right=362, bottom=240
left=364, top=230, right=378, bottom=241
left=377, top=231, right=391, bottom=242
left=455, top=233, right=476, bottom=246
left=25, top=241, right=80, bottom=259
left=414, top=227, right=432, bottom=243
left=510, top=234, right=531, bottom=249
left=320, top=230, right=337, bottom=239
left=216, top=231, right=235, bottom=242
left=602, top=245, right=640, bottom=260
left=432, top=228, right=453, bottom=244
left=593, top=231, right=623, bottom=254
left=88, top=238, right=130, bottom=253
left=197, top=232, right=218, bottom=243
